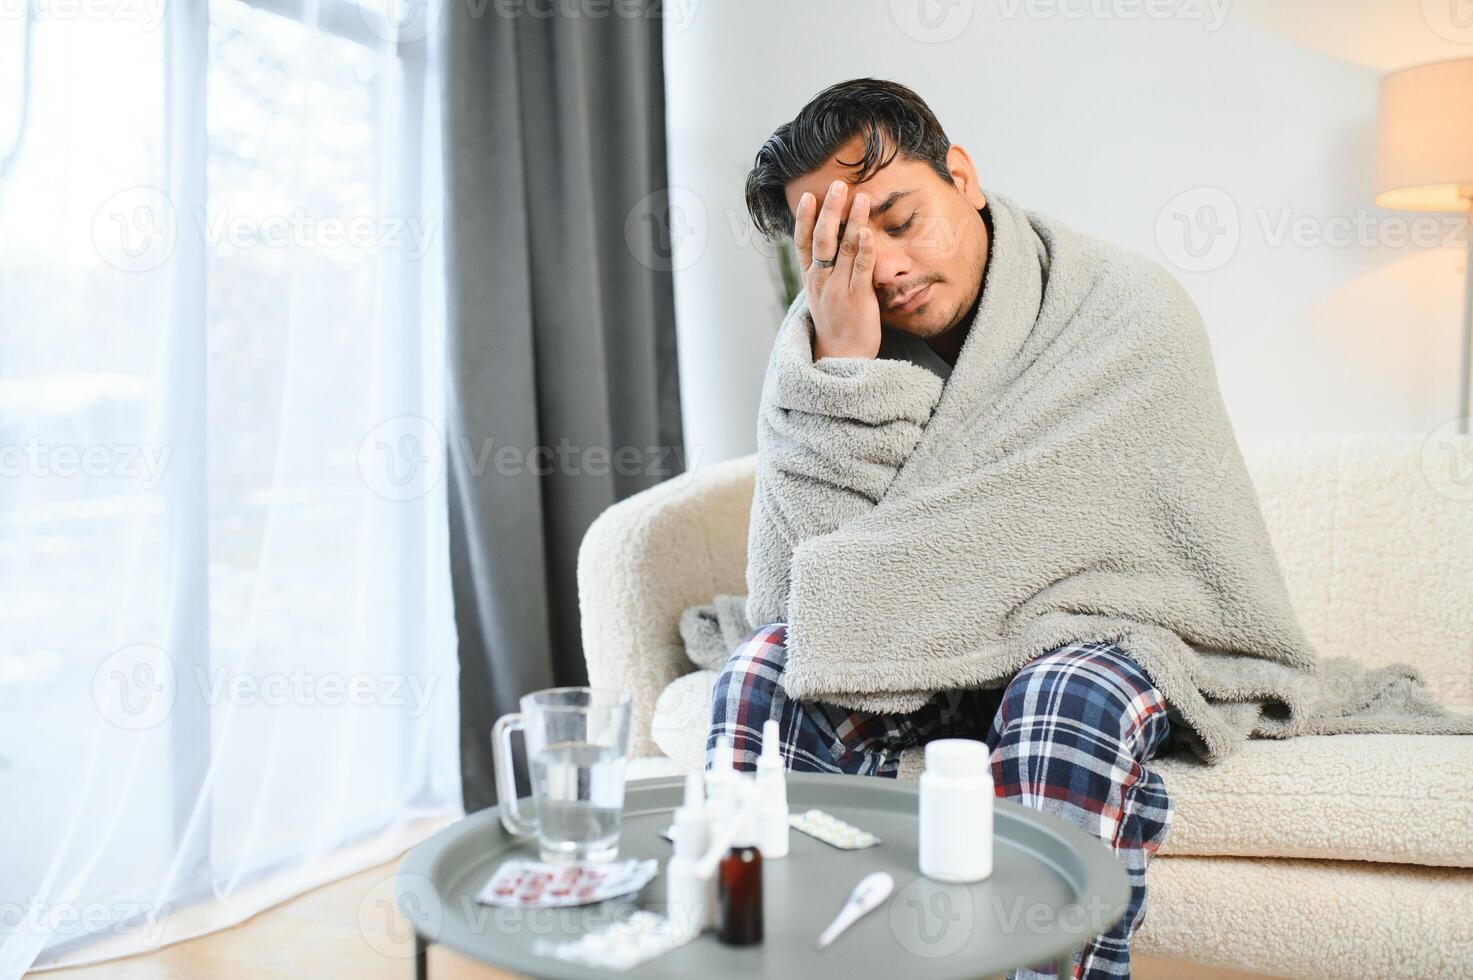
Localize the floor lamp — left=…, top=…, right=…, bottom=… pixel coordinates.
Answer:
left=1375, top=57, right=1473, bottom=435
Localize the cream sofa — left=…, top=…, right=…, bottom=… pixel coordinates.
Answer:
left=577, top=435, right=1473, bottom=978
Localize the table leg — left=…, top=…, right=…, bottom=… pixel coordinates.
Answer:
left=414, top=932, right=428, bottom=980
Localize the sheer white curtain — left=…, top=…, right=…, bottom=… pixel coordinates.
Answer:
left=0, top=0, right=460, bottom=971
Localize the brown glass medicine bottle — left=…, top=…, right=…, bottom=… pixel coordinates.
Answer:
left=716, top=806, right=763, bottom=945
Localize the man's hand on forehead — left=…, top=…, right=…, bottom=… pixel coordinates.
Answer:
left=793, top=177, right=882, bottom=361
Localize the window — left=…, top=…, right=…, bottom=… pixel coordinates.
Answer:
left=0, top=2, right=458, bottom=969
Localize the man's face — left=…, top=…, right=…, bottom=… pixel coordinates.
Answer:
left=782, top=135, right=989, bottom=338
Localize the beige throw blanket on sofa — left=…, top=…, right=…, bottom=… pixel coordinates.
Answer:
left=682, top=188, right=1473, bottom=765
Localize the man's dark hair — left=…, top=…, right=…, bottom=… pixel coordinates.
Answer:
left=744, top=77, right=953, bottom=243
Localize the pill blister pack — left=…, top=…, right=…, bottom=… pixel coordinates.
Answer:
left=789, top=808, right=881, bottom=849
left=474, top=858, right=659, bottom=909
left=533, top=909, right=695, bottom=971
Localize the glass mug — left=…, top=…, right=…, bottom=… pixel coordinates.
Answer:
left=491, top=686, right=633, bottom=862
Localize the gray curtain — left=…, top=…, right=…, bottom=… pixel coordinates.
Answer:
left=442, top=8, right=684, bottom=812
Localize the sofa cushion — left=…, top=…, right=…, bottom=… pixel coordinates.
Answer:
left=1149, top=722, right=1473, bottom=868
left=652, top=671, right=1473, bottom=868
left=650, top=668, right=720, bottom=770
left=1137, top=855, right=1473, bottom=978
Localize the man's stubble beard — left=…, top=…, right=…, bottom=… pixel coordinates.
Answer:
left=924, top=237, right=988, bottom=338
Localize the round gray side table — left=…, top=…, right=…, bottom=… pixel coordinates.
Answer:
left=396, top=773, right=1130, bottom=979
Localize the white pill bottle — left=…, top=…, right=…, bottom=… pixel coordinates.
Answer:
left=918, top=738, right=994, bottom=883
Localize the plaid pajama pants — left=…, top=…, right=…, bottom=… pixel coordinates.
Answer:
left=707, top=623, right=1179, bottom=980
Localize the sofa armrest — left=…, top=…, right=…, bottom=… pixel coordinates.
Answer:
left=577, top=453, right=756, bottom=758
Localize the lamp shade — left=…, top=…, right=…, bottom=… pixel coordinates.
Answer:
left=1375, top=57, right=1473, bottom=212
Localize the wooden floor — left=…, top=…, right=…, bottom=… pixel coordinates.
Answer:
left=33, top=860, right=1267, bottom=979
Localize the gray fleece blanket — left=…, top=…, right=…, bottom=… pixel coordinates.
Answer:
left=682, top=188, right=1473, bottom=765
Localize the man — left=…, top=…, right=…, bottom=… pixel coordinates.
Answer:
left=708, top=78, right=1179, bottom=980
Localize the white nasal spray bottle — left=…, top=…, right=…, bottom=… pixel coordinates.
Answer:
left=666, top=771, right=716, bottom=937
left=755, top=718, right=790, bottom=858
left=706, top=735, right=739, bottom=826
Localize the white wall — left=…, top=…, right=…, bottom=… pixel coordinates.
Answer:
left=665, top=0, right=1471, bottom=464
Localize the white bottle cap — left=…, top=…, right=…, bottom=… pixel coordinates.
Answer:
left=758, top=718, right=781, bottom=768
left=671, top=771, right=709, bottom=859
left=682, top=769, right=705, bottom=808
left=711, top=735, right=734, bottom=772
left=924, top=738, right=991, bottom=776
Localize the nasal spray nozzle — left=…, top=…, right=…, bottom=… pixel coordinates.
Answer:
left=756, top=719, right=790, bottom=858
left=666, top=726, right=789, bottom=942
left=694, top=734, right=763, bottom=879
